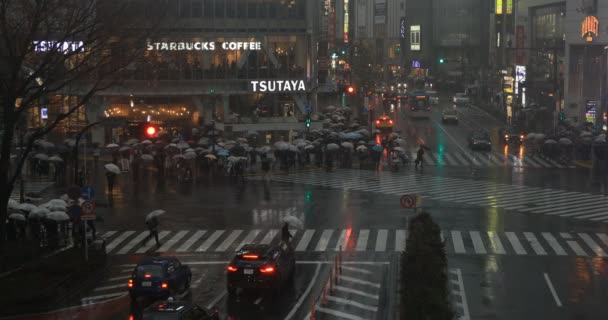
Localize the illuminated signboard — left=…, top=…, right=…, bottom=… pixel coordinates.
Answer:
left=506, top=0, right=513, bottom=14
left=41, top=108, right=48, bottom=120
left=495, top=0, right=503, bottom=14
left=250, top=80, right=307, bottom=92
left=344, top=0, right=349, bottom=43
left=400, top=17, right=406, bottom=39
left=581, top=16, right=599, bottom=42
left=146, top=41, right=262, bottom=51
left=412, top=60, right=421, bottom=68
left=410, top=25, right=420, bottom=51
left=32, top=41, right=84, bottom=52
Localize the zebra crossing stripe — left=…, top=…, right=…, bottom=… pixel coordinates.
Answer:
left=578, top=233, right=607, bottom=257
left=451, top=231, right=466, bottom=254
left=395, top=230, right=406, bottom=252
left=524, top=232, right=547, bottom=255
left=335, top=229, right=351, bottom=251
left=106, top=231, right=135, bottom=254
left=315, top=230, right=334, bottom=251
left=521, top=156, right=543, bottom=168
left=443, top=153, right=459, bottom=166
left=216, top=230, right=243, bottom=252
left=237, top=230, right=261, bottom=251
left=176, top=230, right=206, bottom=252
left=157, top=231, right=189, bottom=252
left=571, top=209, right=608, bottom=220
left=531, top=195, right=603, bottom=214
left=296, top=229, right=315, bottom=251
left=546, top=201, right=608, bottom=216
left=136, top=231, right=170, bottom=253
left=196, top=230, right=225, bottom=252
left=542, top=233, right=567, bottom=255
left=596, top=233, right=608, bottom=247
left=561, top=233, right=587, bottom=256
left=529, top=156, right=552, bottom=168
left=375, top=230, right=388, bottom=252
left=470, top=231, right=487, bottom=254
left=505, top=232, right=526, bottom=255
left=356, top=230, right=369, bottom=251
left=501, top=190, right=566, bottom=210
left=453, top=153, right=469, bottom=166
left=101, top=231, right=117, bottom=238
left=259, top=229, right=279, bottom=245
left=117, top=231, right=149, bottom=254
left=423, top=154, right=435, bottom=166
left=519, top=193, right=593, bottom=212
left=487, top=231, right=506, bottom=254
left=476, top=188, right=532, bottom=207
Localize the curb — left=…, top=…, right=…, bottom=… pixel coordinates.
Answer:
left=574, top=160, right=593, bottom=169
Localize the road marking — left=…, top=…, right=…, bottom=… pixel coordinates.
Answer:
left=356, top=230, right=369, bottom=251
left=176, top=230, right=206, bottom=252
left=94, top=284, right=125, bottom=292
left=375, top=229, right=388, bottom=252
left=157, top=230, right=189, bottom=252
left=340, top=265, right=372, bottom=274
left=470, top=231, right=487, bottom=254
left=315, top=229, right=334, bottom=251
left=325, top=295, right=378, bottom=312
left=135, top=231, right=170, bottom=253
left=487, top=231, right=506, bottom=254
left=215, top=230, right=243, bottom=252
left=80, top=292, right=125, bottom=304
left=315, top=306, right=368, bottom=320
left=597, top=233, right=608, bottom=247
left=543, top=273, right=562, bottom=307
left=117, top=231, right=149, bottom=254
left=237, top=229, right=261, bottom=251
left=395, top=229, right=406, bottom=252
left=524, top=232, right=547, bottom=255
left=105, top=231, right=135, bottom=254
left=454, top=268, right=470, bottom=320
left=335, top=285, right=380, bottom=299
left=335, top=229, right=351, bottom=251
left=259, top=229, right=278, bottom=244
left=451, top=231, right=466, bottom=253
left=339, top=275, right=381, bottom=288
left=284, top=263, right=321, bottom=320
left=206, top=290, right=226, bottom=310
left=505, top=232, right=527, bottom=255
left=561, top=233, right=588, bottom=256
left=108, top=275, right=131, bottom=282
left=541, top=232, right=567, bottom=255
left=578, top=233, right=607, bottom=257
left=296, top=229, right=315, bottom=251
left=196, top=230, right=225, bottom=252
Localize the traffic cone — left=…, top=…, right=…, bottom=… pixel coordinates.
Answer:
left=322, top=279, right=327, bottom=306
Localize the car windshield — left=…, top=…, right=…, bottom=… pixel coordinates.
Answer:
left=137, top=265, right=165, bottom=278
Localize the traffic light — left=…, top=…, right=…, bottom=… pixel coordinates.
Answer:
left=305, top=116, right=311, bottom=129
left=559, top=112, right=565, bottom=121
left=144, top=124, right=157, bottom=138
left=346, top=85, right=356, bottom=95
left=439, top=58, right=445, bottom=64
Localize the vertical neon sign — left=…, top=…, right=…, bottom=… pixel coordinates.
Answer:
left=344, top=0, right=349, bottom=43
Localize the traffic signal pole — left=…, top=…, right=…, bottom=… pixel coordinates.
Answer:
left=74, top=121, right=102, bottom=186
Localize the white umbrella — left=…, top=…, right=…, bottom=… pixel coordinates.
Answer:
left=544, top=139, right=557, bottom=144
left=198, top=137, right=210, bottom=145
left=535, top=134, right=546, bottom=141
left=274, top=141, right=289, bottom=150
left=141, top=140, right=153, bottom=145
left=141, top=154, right=154, bottom=161
left=394, top=138, right=406, bottom=146
left=525, top=133, right=537, bottom=140
left=227, top=156, right=239, bottom=162
left=325, top=105, right=336, bottom=112
left=257, top=146, right=272, bottom=153
left=580, top=131, right=593, bottom=137
left=47, top=204, right=66, bottom=212
left=205, top=154, right=217, bottom=160
left=164, top=143, right=178, bottom=150
left=29, top=208, right=49, bottom=219
left=184, top=152, right=197, bottom=160
left=559, top=138, right=572, bottom=145
left=119, top=146, right=131, bottom=152
left=288, top=145, right=299, bottom=152
left=185, top=148, right=195, bottom=153
left=146, top=210, right=166, bottom=222
left=8, top=199, right=19, bottom=209
left=177, top=141, right=190, bottom=149
left=236, top=138, right=248, bottom=143
left=49, top=199, right=67, bottom=207
left=283, top=215, right=304, bottom=229
left=8, top=213, right=26, bottom=221
left=393, top=147, right=405, bottom=153
left=35, top=153, right=49, bottom=161
left=64, top=138, right=77, bottom=147
left=18, top=203, right=38, bottom=212
left=595, top=134, right=606, bottom=143
left=47, top=211, right=70, bottom=222
left=304, top=145, right=315, bottom=150
left=356, top=145, right=368, bottom=152
left=173, top=154, right=186, bottom=160
left=104, top=163, right=121, bottom=174
left=106, top=143, right=119, bottom=148
left=126, top=138, right=139, bottom=145
left=341, top=142, right=354, bottom=149
left=49, top=155, right=63, bottom=162
left=326, top=143, right=339, bottom=151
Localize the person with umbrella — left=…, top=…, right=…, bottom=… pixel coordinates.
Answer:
left=415, top=145, right=430, bottom=169
left=106, top=171, right=116, bottom=193
left=281, top=222, right=292, bottom=245
left=144, top=214, right=161, bottom=247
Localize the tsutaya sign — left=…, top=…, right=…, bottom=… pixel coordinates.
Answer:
left=581, top=16, right=599, bottom=42
left=251, top=80, right=307, bottom=92
left=146, top=41, right=261, bottom=51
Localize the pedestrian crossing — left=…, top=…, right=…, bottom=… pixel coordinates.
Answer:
left=10, top=180, right=54, bottom=200
left=404, top=151, right=575, bottom=169
left=99, top=229, right=608, bottom=257
left=248, top=169, right=608, bottom=224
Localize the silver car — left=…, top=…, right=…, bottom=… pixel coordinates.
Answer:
left=442, top=109, right=459, bottom=124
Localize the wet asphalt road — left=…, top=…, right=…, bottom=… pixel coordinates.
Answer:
left=11, top=93, right=608, bottom=320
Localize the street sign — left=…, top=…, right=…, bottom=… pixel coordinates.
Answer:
left=81, top=200, right=96, bottom=220
left=81, top=186, right=95, bottom=200
left=400, top=194, right=416, bottom=209
left=305, top=104, right=312, bottom=113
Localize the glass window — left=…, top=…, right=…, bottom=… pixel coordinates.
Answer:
left=259, top=2, right=267, bottom=18
left=136, top=265, right=165, bottom=278
left=203, top=0, right=213, bottom=17
left=237, top=0, right=246, bottom=18
left=248, top=2, right=257, bottom=19
left=215, top=0, right=224, bottom=18
left=269, top=1, right=277, bottom=18
left=226, top=0, right=236, bottom=18
left=191, top=0, right=202, bottom=17
left=179, top=0, right=190, bottom=18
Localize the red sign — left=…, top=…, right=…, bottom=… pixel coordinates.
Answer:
left=515, top=26, right=525, bottom=65
left=400, top=194, right=416, bottom=209
left=582, top=16, right=599, bottom=42
left=81, top=200, right=96, bottom=220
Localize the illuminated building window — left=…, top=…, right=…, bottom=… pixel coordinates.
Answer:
left=410, top=25, right=420, bottom=51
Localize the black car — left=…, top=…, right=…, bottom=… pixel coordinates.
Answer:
left=499, top=126, right=525, bottom=146
left=226, top=243, right=295, bottom=296
left=142, top=299, right=219, bottom=320
left=468, top=130, right=492, bottom=151
left=129, top=257, right=192, bottom=301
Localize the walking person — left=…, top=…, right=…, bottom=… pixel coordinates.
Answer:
left=281, top=222, right=292, bottom=245
left=261, top=155, right=271, bottom=181
left=414, top=145, right=430, bottom=169
left=106, top=171, right=116, bottom=193
left=144, top=216, right=160, bottom=247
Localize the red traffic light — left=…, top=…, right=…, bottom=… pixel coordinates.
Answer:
left=346, top=85, right=355, bottom=94
left=145, top=126, right=157, bottom=137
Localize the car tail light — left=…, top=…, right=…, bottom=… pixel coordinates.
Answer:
left=389, top=120, right=393, bottom=124
left=376, top=120, right=380, bottom=124
left=520, top=135, right=524, bottom=139
left=242, top=254, right=259, bottom=260
left=129, top=315, right=134, bottom=320
left=260, top=266, right=275, bottom=273
left=161, top=282, right=168, bottom=289
left=128, top=279, right=133, bottom=288
left=504, top=135, right=508, bottom=139
left=144, top=274, right=152, bottom=278
left=227, top=265, right=238, bottom=272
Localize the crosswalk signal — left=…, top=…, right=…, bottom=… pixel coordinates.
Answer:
left=439, top=58, right=445, bottom=64
left=559, top=111, right=565, bottom=121
left=305, top=117, right=311, bottom=128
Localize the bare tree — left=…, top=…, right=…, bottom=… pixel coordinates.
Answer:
left=0, top=0, right=164, bottom=241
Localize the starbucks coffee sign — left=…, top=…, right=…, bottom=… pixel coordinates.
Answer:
left=146, top=41, right=261, bottom=51
left=250, top=80, right=307, bottom=92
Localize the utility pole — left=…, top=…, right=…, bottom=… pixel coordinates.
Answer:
left=73, top=122, right=101, bottom=186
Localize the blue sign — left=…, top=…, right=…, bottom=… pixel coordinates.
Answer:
left=81, top=186, right=95, bottom=200
left=411, top=60, right=421, bottom=68
left=41, top=108, right=48, bottom=119
left=305, top=104, right=312, bottom=113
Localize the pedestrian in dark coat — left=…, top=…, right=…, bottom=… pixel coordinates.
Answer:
left=144, top=216, right=160, bottom=246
